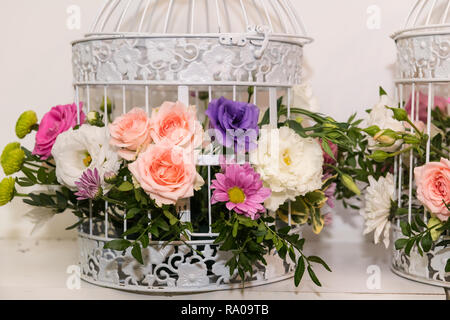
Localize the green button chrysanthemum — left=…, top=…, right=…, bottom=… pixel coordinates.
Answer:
left=15, top=110, right=38, bottom=139
left=0, top=177, right=15, bottom=206
left=1, top=142, right=25, bottom=176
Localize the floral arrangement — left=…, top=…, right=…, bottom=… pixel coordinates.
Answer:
left=0, top=85, right=364, bottom=287
left=357, top=88, right=449, bottom=274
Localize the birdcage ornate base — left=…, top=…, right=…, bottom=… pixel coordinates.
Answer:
left=391, top=227, right=450, bottom=289
left=78, top=233, right=295, bottom=293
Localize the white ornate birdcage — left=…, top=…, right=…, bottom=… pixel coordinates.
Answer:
left=391, top=0, right=450, bottom=288
left=71, top=0, right=312, bottom=292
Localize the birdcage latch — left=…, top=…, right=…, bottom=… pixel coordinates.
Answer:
left=219, top=25, right=271, bottom=59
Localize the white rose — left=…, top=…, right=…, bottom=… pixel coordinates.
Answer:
left=250, top=126, right=323, bottom=212
left=291, top=83, right=320, bottom=112
left=360, top=173, right=395, bottom=248
left=52, top=125, right=121, bottom=190
left=363, top=95, right=405, bottom=152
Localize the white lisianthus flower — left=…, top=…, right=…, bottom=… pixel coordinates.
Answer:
left=52, top=125, right=121, bottom=190
left=360, top=173, right=395, bottom=248
left=363, top=95, right=405, bottom=152
left=250, top=126, right=323, bottom=212
left=291, top=83, right=320, bottom=112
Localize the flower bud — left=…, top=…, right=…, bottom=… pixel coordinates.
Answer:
left=340, top=174, right=361, bottom=196
left=100, top=97, right=113, bottom=114
left=15, top=111, right=38, bottom=139
left=402, top=134, right=421, bottom=145
left=369, top=150, right=391, bottom=163
left=388, top=107, right=408, bottom=121
left=104, top=171, right=118, bottom=184
left=374, top=129, right=398, bottom=146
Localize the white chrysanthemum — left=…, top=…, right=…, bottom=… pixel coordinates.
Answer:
left=250, top=126, right=323, bottom=212
left=52, top=125, right=121, bottom=190
left=363, top=95, right=405, bottom=152
left=291, top=83, right=320, bottom=112
left=360, top=173, right=395, bottom=248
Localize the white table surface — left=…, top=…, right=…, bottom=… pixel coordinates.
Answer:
left=0, top=239, right=447, bottom=300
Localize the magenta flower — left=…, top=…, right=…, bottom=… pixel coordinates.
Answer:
left=74, top=168, right=102, bottom=201
left=405, top=92, right=448, bottom=122
left=33, top=103, right=86, bottom=160
left=211, top=163, right=271, bottom=220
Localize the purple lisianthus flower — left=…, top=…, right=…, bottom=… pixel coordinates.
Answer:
left=206, top=97, right=259, bottom=152
left=75, top=168, right=102, bottom=201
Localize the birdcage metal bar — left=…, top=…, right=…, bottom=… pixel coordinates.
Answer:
left=426, top=0, right=438, bottom=25
left=260, top=0, right=274, bottom=31
left=164, top=0, right=175, bottom=33
left=442, top=0, right=450, bottom=24
left=115, top=0, right=133, bottom=32
left=137, top=0, right=152, bottom=32
left=90, top=0, right=112, bottom=33
left=100, top=0, right=122, bottom=32
left=239, top=0, right=250, bottom=28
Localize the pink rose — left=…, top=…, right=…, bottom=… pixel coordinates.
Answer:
left=109, top=108, right=152, bottom=161
left=414, top=158, right=450, bottom=222
left=33, top=103, right=85, bottom=160
left=129, top=144, right=204, bottom=206
left=150, top=101, right=203, bottom=152
left=405, top=92, right=448, bottom=122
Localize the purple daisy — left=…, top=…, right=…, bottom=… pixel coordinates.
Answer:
left=211, top=163, right=271, bottom=220
left=74, top=168, right=103, bottom=201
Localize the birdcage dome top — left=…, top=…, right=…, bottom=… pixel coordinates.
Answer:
left=82, top=0, right=312, bottom=45
left=392, top=0, right=450, bottom=40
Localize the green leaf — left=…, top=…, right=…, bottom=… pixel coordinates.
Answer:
left=21, top=167, right=37, bottom=184
left=65, top=219, right=84, bottom=230
left=307, top=256, right=331, bottom=272
left=132, top=243, right=144, bottom=264
left=445, top=259, right=450, bottom=273
left=103, top=239, right=132, bottom=251
left=154, top=217, right=170, bottom=231
left=140, top=233, right=149, bottom=249
left=321, top=139, right=336, bottom=161
left=125, top=208, right=141, bottom=219
left=118, top=181, right=134, bottom=192
left=122, top=225, right=142, bottom=237
left=405, top=238, right=415, bottom=256
left=421, top=232, right=433, bottom=252
left=307, top=266, right=322, bottom=287
left=395, top=238, right=409, bottom=250
left=379, top=86, right=387, bottom=97
left=232, top=221, right=239, bottom=238
left=37, top=167, right=47, bottom=184
left=294, top=257, right=305, bottom=287
left=163, top=210, right=178, bottom=226
left=400, top=221, right=411, bottom=237
left=414, top=215, right=427, bottom=229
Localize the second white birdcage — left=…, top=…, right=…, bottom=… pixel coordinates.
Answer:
left=71, top=0, right=312, bottom=292
left=391, top=0, right=450, bottom=289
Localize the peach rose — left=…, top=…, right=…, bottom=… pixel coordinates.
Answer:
left=414, top=158, right=450, bottom=222
left=129, top=144, right=204, bottom=206
left=150, top=101, right=202, bottom=152
left=109, top=108, right=152, bottom=161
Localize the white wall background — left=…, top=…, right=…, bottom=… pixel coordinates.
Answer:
left=0, top=0, right=413, bottom=242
